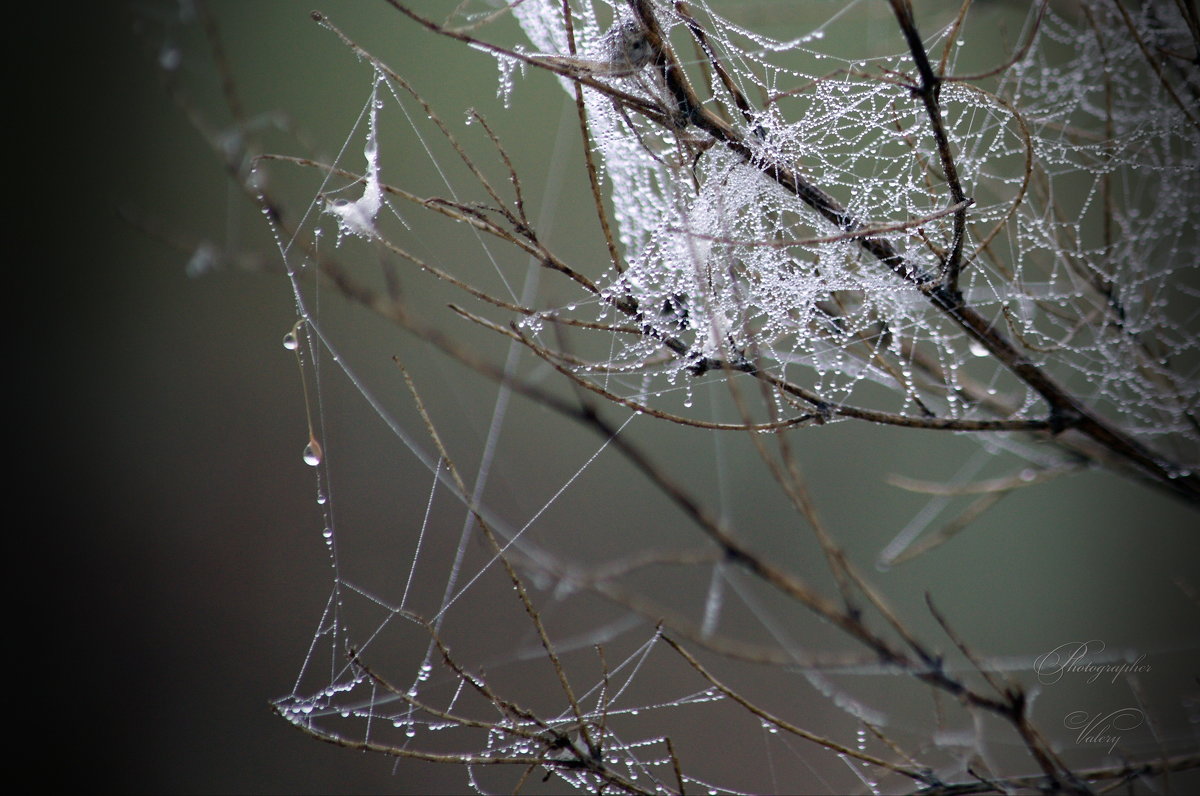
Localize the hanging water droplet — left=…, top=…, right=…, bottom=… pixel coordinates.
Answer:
left=283, top=328, right=299, bottom=350
left=303, top=439, right=323, bottom=466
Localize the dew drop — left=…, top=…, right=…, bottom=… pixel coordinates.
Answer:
left=303, top=439, right=323, bottom=466
left=283, top=329, right=299, bottom=350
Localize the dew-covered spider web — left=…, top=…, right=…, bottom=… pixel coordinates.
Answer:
left=502, top=0, right=1199, bottom=457
left=243, top=1, right=1200, bottom=793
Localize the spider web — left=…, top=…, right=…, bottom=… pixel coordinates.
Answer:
left=249, top=2, right=1199, bottom=793
left=502, top=0, right=1199, bottom=458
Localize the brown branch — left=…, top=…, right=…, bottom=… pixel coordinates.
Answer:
left=1109, top=0, right=1200, bottom=134
left=661, top=633, right=939, bottom=788
left=395, top=362, right=601, bottom=763
left=885, top=0, right=970, bottom=293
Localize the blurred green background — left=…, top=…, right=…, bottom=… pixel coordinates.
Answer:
left=24, top=1, right=1198, bottom=793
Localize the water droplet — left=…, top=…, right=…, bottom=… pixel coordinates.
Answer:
left=283, top=329, right=299, bottom=350
left=303, top=439, right=323, bottom=466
